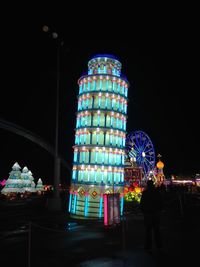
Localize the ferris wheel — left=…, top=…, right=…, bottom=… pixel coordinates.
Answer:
left=125, top=130, right=156, bottom=179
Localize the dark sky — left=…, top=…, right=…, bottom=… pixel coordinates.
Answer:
left=0, top=9, right=199, bottom=185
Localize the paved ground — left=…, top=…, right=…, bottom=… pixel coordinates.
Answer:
left=0, top=192, right=200, bottom=267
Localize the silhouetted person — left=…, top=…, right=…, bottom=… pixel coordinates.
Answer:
left=140, top=180, right=163, bottom=251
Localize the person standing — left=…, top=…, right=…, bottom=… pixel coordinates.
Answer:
left=140, top=180, right=163, bottom=251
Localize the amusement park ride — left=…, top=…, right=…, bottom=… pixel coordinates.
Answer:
left=124, top=131, right=165, bottom=200
left=125, top=130, right=156, bottom=183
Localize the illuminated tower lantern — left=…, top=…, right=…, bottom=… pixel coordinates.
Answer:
left=68, top=54, right=129, bottom=219
left=156, top=154, right=165, bottom=185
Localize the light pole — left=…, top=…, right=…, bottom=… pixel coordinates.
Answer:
left=42, top=25, right=64, bottom=210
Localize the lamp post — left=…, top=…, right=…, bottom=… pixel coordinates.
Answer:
left=42, top=25, right=64, bottom=210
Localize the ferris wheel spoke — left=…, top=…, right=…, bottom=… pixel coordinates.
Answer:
left=145, top=154, right=155, bottom=160
left=143, top=148, right=154, bottom=154
left=145, top=158, right=155, bottom=165
left=134, top=148, right=138, bottom=155
left=132, top=142, right=137, bottom=149
left=145, top=160, right=154, bottom=166
left=136, top=156, right=142, bottom=164
left=137, top=133, right=142, bottom=146
left=140, top=141, right=147, bottom=152
left=135, top=137, right=141, bottom=151
left=140, top=160, right=145, bottom=169
left=142, top=142, right=153, bottom=152
left=145, top=157, right=152, bottom=165
left=139, top=133, right=145, bottom=147
left=145, top=154, right=154, bottom=159
left=145, top=159, right=155, bottom=166
left=130, top=135, right=135, bottom=144
left=142, top=166, right=148, bottom=178
left=144, top=158, right=154, bottom=168
left=136, top=133, right=142, bottom=145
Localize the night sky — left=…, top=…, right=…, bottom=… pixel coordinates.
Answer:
left=0, top=10, right=199, bottom=185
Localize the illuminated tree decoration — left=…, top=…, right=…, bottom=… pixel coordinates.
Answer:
left=28, top=170, right=36, bottom=193
left=69, top=54, right=129, bottom=219
left=36, top=178, right=44, bottom=193
left=21, top=166, right=32, bottom=193
left=1, top=162, right=23, bottom=195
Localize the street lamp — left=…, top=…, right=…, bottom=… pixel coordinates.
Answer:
left=42, top=25, right=64, bottom=210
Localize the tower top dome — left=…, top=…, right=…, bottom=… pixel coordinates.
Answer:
left=88, top=54, right=122, bottom=77
left=90, top=54, right=120, bottom=61
left=156, top=160, right=164, bottom=169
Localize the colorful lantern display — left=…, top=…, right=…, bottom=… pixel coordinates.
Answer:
left=68, top=54, right=129, bottom=218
